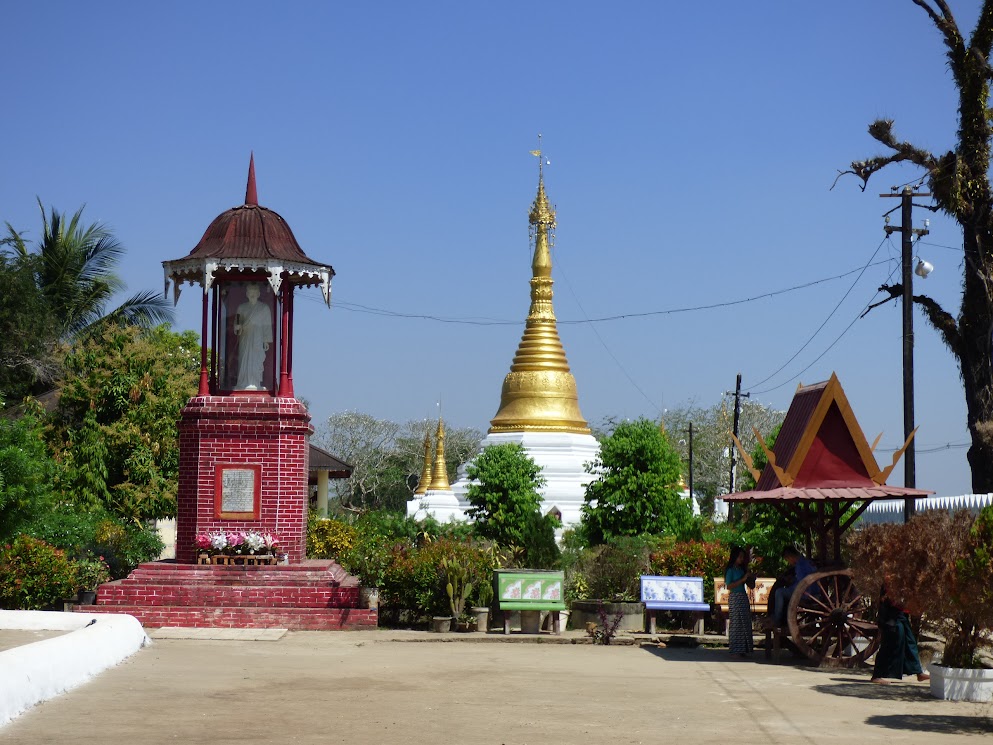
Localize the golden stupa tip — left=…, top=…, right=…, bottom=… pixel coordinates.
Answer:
left=488, top=145, right=589, bottom=435
left=413, top=430, right=433, bottom=496
left=427, top=418, right=451, bottom=491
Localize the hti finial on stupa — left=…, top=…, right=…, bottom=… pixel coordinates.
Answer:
left=488, top=139, right=590, bottom=435
left=427, top=418, right=451, bottom=491
left=413, top=430, right=434, bottom=496
left=245, top=153, right=258, bottom=206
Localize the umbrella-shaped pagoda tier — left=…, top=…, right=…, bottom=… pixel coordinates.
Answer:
left=726, top=373, right=931, bottom=666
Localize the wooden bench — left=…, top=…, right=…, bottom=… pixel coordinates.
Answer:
left=641, top=576, right=711, bottom=634
left=712, top=576, right=775, bottom=634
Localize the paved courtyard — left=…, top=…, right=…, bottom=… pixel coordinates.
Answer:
left=2, top=631, right=991, bottom=744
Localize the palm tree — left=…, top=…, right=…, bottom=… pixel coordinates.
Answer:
left=3, top=200, right=173, bottom=339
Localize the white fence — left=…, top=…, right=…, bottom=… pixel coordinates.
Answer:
left=858, top=493, right=993, bottom=525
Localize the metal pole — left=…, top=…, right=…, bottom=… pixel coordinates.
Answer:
left=687, top=422, right=694, bottom=503
left=901, top=187, right=916, bottom=521
left=729, top=372, right=743, bottom=495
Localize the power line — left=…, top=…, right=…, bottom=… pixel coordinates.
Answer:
left=296, top=259, right=893, bottom=325
left=552, top=245, right=662, bottom=414
left=748, top=237, right=891, bottom=392
left=876, top=441, right=969, bottom=454
left=750, top=263, right=902, bottom=396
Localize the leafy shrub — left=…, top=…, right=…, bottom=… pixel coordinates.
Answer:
left=571, top=536, right=659, bottom=602
left=26, top=506, right=161, bottom=579
left=380, top=537, right=497, bottom=621
left=339, top=532, right=392, bottom=587
left=649, top=539, right=729, bottom=603
left=92, top=519, right=163, bottom=579
left=75, top=555, right=111, bottom=591
left=0, top=535, right=78, bottom=609
left=307, top=516, right=358, bottom=559
left=848, top=507, right=993, bottom=669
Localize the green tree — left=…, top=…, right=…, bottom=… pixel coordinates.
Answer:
left=464, top=443, right=546, bottom=548
left=0, top=253, right=57, bottom=401
left=0, top=409, right=56, bottom=540
left=3, top=202, right=172, bottom=340
left=582, top=418, right=694, bottom=544
left=841, top=1, right=993, bottom=492
left=50, top=323, right=199, bottom=522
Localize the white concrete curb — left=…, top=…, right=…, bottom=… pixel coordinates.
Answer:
left=0, top=610, right=150, bottom=727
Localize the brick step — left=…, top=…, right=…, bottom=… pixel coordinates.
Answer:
left=73, top=604, right=377, bottom=630
left=117, top=573, right=359, bottom=588
left=130, top=561, right=351, bottom=581
left=95, top=583, right=361, bottom=609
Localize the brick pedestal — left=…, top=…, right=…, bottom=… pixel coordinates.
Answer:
left=175, top=395, right=311, bottom=564
left=76, top=560, right=377, bottom=630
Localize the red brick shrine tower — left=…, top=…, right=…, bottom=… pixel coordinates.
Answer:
left=76, top=159, right=374, bottom=629
left=162, top=156, right=333, bottom=565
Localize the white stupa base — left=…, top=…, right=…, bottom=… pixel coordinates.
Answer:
left=406, top=489, right=464, bottom=524
left=408, top=430, right=601, bottom=529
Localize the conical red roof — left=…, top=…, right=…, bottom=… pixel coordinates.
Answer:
left=162, top=157, right=335, bottom=304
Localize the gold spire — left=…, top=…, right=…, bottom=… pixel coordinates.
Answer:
left=413, top=430, right=434, bottom=495
left=427, top=418, right=451, bottom=491
left=489, top=143, right=590, bottom=435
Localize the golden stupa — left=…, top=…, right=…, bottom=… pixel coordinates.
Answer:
left=427, top=418, right=451, bottom=491
left=413, top=430, right=433, bottom=496
left=488, top=151, right=591, bottom=435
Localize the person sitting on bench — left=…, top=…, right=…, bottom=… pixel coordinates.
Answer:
left=771, top=546, right=816, bottom=627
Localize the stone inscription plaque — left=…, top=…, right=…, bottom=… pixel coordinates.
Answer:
left=221, top=468, right=256, bottom=514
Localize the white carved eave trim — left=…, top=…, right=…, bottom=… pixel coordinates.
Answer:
left=161, top=258, right=333, bottom=306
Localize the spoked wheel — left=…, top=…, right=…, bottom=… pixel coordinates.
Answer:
left=786, top=569, right=880, bottom=668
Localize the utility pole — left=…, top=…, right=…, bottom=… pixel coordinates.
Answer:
left=881, top=186, right=930, bottom=522
left=687, top=422, right=694, bottom=503
left=725, top=373, right=750, bottom=520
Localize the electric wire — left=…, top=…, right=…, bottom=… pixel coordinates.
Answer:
left=747, top=236, right=891, bottom=392
left=296, top=259, right=894, bottom=325
left=750, top=260, right=902, bottom=397
left=552, top=244, right=662, bottom=415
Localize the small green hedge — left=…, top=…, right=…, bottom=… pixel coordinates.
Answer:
left=0, top=535, right=79, bottom=609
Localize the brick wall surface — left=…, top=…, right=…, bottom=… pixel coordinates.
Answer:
left=176, top=396, right=313, bottom=564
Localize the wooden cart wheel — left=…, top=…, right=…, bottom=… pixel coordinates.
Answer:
left=786, top=569, right=880, bottom=668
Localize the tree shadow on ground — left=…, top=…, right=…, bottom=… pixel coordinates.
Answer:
left=813, top=677, right=934, bottom=702
left=641, top=643, right=813, bottom=666
left=865, top=714, right=993, bottom=735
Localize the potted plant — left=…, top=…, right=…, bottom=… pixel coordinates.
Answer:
left=75, top=556, right=111, bottom=604
left=568, top=539, right=649, bottom=632
left=342, top=535, right=389, bottom=611
left=848, top=507, right=993, bottom=702
left=438, top=555, right=472, bottom=633
left=470, top=580, right=493, bottom=633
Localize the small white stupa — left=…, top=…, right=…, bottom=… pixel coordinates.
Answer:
left=409, top=419, right=462, bottom=522
left=409, top=146, right=600, bottom=527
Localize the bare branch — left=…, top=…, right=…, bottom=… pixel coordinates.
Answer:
left=844, top=120, right=939, bottom=192
left=879, top=283, right=961, bottom=353
left=969, top=0, right=993, bottom=59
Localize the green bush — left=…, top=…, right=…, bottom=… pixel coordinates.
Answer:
left=307, top=515, right=358, bottom=559
left=571, top=536, right=660, bottom=602
left=0, top=535, right=78, bottom=609
left=380, top=537, right=497, bottom=621
left=649, top=539, right=729, bottom=604
left=26, top=506, right=161, bottom=579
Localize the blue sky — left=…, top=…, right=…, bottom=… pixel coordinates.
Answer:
left=3, top=1, right=983, bottom=496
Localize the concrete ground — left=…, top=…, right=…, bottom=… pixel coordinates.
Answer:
left=1, top=630, right=991, bottom=745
